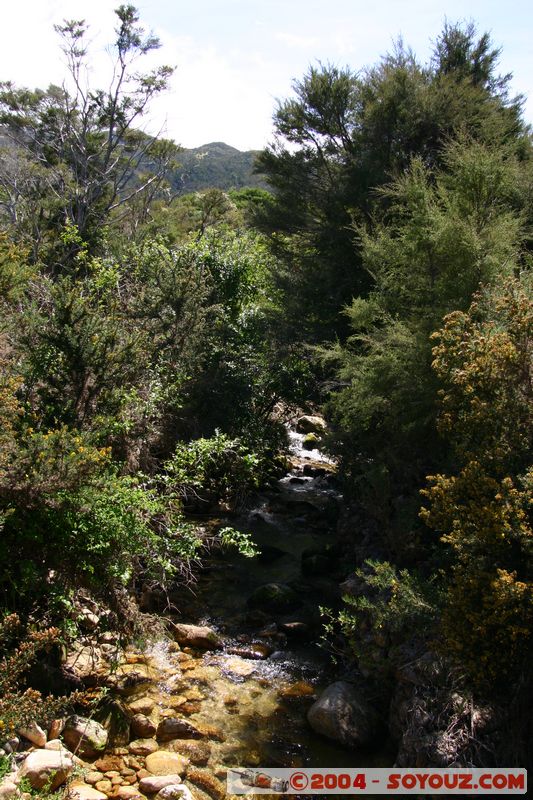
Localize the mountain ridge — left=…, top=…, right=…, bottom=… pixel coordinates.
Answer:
left=170, top=141, right=268, bottom=195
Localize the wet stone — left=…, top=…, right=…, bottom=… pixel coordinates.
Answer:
left=144, top=751, right=188, bottom=776
left=128, top=698, right=156, bottom=716
left=86, top=773, right=105, bottom=785
left=95, top=757, right=125, bottom=773
left=156, top=719, right=202, bottom=741
left=166, top=740, right=211, bottom=767
left=129, top=739, right=159, bottom=756
left=186, top=769, right=225, bottom=800
left=131, top=715, right=157, bottom=739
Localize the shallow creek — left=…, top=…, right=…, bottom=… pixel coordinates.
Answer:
left=119, top=430, right=392, bottom=793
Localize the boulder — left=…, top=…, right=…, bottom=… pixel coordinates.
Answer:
left=68, top=782, right=108, bottom=800
left=44, top=739, right=68, bottom=751
left=63, top=644, right=106, bottom=686
left=131, top=714, right=157, bottom=739
left=145, top=751, right=188, bottom=776
left=63, top=715, right=108, bottom=758
left=139, top=774, right=186, bottom=794
left=225, top=643, right=272, bottom=660
left=307, top=681, right=381, bottom=747
left=156, top=719, right=202, bottom=741
left=247, top=583, right=299, bottom=612
left=302, top=463, right=327, bottom=477
left=296, top=415, right=327, bottom=434
left=78, top=608, right=100, bottom=631
left=17, top=722, right=46, bottom=748
left=302, top=433, right=319, bottom=450
left=19, top=748, right=74, bottom=790
left=170, top=623, right=221, bottom=651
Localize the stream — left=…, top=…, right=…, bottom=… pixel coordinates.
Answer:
left=112, top=426, right=393, bottom=798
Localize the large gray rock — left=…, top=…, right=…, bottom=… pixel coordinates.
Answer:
left=19, top=748, right=74, bottom=790
left=63, top=715, right=108, bottom=758
left=170, top=623, right=221, bottom=650
left=247, top=583, right=299, bottom=612
left=296, top=415, right=327, bottom=434
left=307, top=681, right=381, bottom=747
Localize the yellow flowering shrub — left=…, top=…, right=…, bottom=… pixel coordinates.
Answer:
left=421, top=278, right=532, bottom=687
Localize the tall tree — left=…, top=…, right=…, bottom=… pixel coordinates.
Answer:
left=0, top=5, right=177, bottom=263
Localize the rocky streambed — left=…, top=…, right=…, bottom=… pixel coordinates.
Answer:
left=1, top=418, right=393, bottom=799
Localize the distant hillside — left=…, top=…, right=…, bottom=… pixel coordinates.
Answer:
left=170, top=142, right=268, bottom=195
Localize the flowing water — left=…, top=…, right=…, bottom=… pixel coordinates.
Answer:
left=122, top=428, right=392, bottom=795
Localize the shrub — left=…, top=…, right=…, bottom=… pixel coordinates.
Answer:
left=163, top=431, right=261, bottom=509
left=0, top=614, right=83, bottom=739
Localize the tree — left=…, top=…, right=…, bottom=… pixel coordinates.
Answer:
left=0, top=5, right=177, bottom=262
left=323, top=137, right=529, bottom=551
left=255, top=23, right=528, bottom=343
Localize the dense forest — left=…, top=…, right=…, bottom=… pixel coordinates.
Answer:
left=0, top=5, right=531, bottom=797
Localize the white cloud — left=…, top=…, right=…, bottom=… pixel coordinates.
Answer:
left=275, top=32, right=319, bottom=49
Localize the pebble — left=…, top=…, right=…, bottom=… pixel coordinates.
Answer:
left=85, top=773, right=105, bottom=785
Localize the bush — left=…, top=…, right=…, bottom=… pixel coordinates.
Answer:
left=163, top=431, right=261, bottom=509
left=323, top=560, right=439, bottom=673
left=0, top=614, right=83, bottom=740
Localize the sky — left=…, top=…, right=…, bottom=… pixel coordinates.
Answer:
left=1, top=1, right=532, bottom=151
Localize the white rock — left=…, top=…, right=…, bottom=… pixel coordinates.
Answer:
left=19, top=748, right=74, bottom=790
left=17, top=722, right=47, bottom=748
left=44, top=739, right=68, bottom=751
left=0, top=782, right=18, bottom=800
left=170, top=623, right=221, bottom=650
left=68, top=782, right=108, bottom=800
left=139, top=775, right=186, bottom=794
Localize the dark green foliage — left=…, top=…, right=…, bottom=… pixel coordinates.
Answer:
left=256, top=24, right=528, bottom=342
